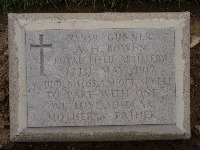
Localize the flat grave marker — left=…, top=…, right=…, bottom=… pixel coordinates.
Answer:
left=9, top=13, right=190, bottom=141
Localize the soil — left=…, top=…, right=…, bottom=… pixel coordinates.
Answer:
left=0, top=1, right=200, bottom=149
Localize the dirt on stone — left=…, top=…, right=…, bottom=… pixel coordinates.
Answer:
left=0, top=1, right=200, bottom=150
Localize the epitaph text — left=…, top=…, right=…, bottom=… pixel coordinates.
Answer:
left=26, top=28, right=176, bottom=127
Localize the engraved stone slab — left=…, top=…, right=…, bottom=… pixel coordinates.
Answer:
left=26, top=29, right=176, bottom=127
left=9, top=13, right=190, bottom=141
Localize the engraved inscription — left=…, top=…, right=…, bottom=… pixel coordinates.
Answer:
left=26, top=28, right=176, bottom=127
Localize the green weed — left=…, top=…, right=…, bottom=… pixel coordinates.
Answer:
left=0, top=0, right=58, bottom=12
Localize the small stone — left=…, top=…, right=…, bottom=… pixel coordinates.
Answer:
left=190, top=36, right=200, bottom=48
left=4, top=49, right=8, bottom=57
left=195, top=125, right=200, bottom=132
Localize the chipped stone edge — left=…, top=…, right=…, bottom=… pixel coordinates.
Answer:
left=8, top=13, right=190, bottom=142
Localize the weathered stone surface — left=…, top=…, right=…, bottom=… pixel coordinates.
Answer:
left=9, top=13, right=190, bottom=141
left=26, top=28, right=176, bottom=127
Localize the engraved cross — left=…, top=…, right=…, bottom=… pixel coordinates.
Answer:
left=30, top=35, right=52, bottom=76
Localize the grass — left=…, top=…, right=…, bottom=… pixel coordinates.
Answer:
left=0, top=0, right=199, bottom=12
left=0, top=0, right=58, bottom=12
